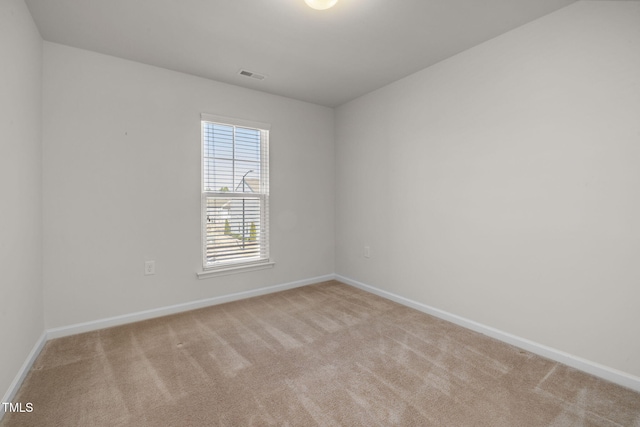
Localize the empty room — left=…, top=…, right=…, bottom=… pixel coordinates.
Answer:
left=1, top=0, right=639, bottom=425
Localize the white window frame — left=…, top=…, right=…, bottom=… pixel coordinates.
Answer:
left=197, top=113, right=273, bottom=278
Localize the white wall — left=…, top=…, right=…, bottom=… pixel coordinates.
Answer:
left=0, top=0, right=44, bottom=400
left=42, top=43, right=335, bottom=328
left=336, top=1, right=640, bottom=377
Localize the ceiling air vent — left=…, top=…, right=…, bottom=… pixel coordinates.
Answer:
left=238, top=69, right=266, bottom=80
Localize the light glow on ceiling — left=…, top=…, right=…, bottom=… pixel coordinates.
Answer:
left=304, top=0, right=338, bottom=11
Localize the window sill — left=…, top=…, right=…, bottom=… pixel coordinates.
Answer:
left=197, top=261, right=275, bottom=279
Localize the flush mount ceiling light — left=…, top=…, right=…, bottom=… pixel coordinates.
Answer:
left=304, top=0, right=338, bottom=10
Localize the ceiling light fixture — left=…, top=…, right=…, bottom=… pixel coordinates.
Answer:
left=304, top=0, right=338, bottom=11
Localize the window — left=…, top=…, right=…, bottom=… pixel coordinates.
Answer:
left=200, top=114, right=271, bottom=274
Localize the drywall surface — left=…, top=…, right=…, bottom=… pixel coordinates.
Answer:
left=0, top=0, right=44, bottom=401
left=42, top=43, right=335, bottom=328
left=335, top=1, right=640, bottom=377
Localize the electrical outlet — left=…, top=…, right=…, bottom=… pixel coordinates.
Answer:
left=364, top=246, right=371, bottom=259
left=144, top=260, right=156, bottom=275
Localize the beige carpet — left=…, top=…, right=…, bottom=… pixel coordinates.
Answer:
left=2, top=280, right=639, bottom=426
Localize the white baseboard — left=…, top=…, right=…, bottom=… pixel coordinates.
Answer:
left=47, top=274, right=336, bottom=339
left=5, top=271, right=637, bottom=421
left=336, top=274, right=640, bottom=393
left=0, top=331, right=47, bottom=422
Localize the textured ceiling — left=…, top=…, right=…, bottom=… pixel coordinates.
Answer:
left=26, top=0, right=577, bottom=107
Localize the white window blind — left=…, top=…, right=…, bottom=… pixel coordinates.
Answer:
left=201, top=114, right=270, bottom=271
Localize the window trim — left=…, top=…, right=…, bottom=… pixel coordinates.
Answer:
left=199, top=113, right=272, bottom=277
left=196, top=260, right=275, bottom=279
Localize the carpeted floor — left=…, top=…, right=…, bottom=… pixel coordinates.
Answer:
left=2, top=280, right=639, bottom=426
